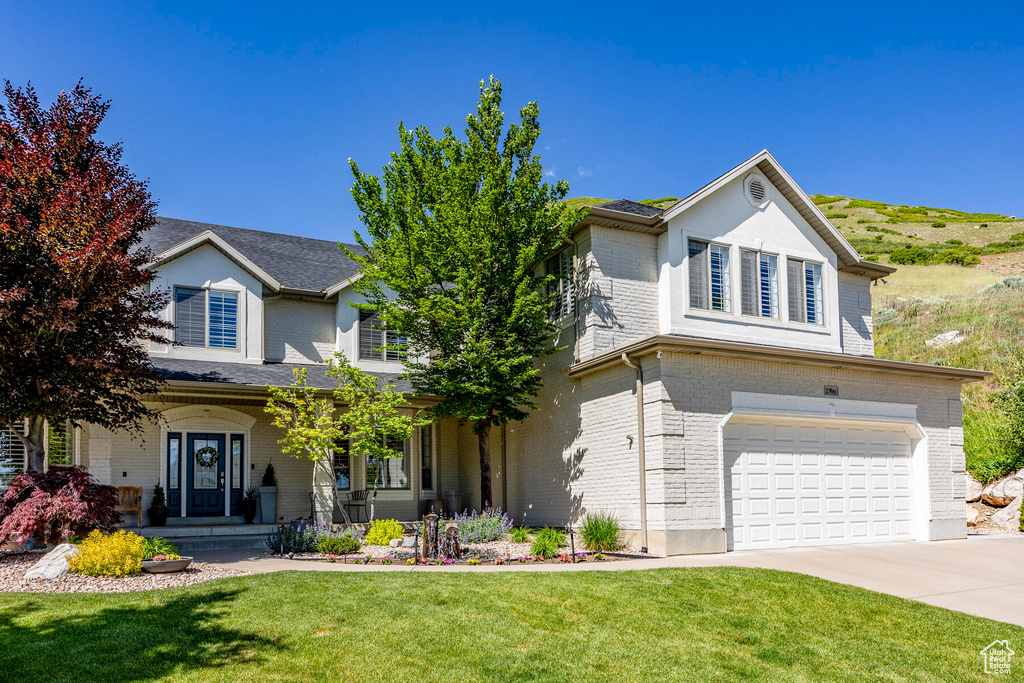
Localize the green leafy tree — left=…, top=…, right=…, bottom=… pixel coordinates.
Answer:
left=265, top=353, right=418, bottom=524
left=346, top=76, right=583, bottom=508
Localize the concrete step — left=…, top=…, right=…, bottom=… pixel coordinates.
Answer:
left=166, top=515, right=246, bottom=526
left=138, top=524, right=276, bottom=551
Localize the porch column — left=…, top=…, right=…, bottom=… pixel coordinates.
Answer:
left=312, top=460, right=334, bottom=526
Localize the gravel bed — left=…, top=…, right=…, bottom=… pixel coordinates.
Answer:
left=0, top=550, right=250, bottom=593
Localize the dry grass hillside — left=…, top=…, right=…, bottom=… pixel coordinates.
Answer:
left=567, top=193, right=1024, bottom=482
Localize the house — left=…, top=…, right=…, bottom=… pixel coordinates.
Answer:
left=0, top=150, right=987, bottom=555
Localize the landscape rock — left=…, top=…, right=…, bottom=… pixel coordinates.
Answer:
left=388, top=538, right=401, bottom=547
left=925, top=330, right=966, bottom=348
left=966, top=506, right=983, bottom=526
left=982, top=474, right=1024, bottom=507
left=23, top=544, right=79, bottom=580
left=401, top=536, right=416, bottom=548
left=966, top=475, right=985, bottom=503
left=991, top=495, right=1023, bottom=530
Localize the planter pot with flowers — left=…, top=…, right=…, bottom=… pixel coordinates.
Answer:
left=141, top=554, right=193, bottom=573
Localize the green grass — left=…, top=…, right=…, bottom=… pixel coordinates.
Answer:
left=1, top=569, right=1019, bottom=681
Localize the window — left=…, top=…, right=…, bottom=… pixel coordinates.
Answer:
left=209, top=292, right=239, bottom=349
left=366, top=437, right=408, bottom=489
left=546, top=247, right=575, bottom=321
left=359, top=309, right=406, bottom=361
left=420, top=425, right=433, bottom=491
left=167, top=433, right=181, bottom=490
left=688, top=240, right=731, bottom=312
left=230, top=435, right=243, bottom=489
left=46, top=420, right=73, bottom=466
left=333, top=438, right=350, bottom=490
left=174, top=287, right=238, bottom=349
left=0, top=423, right=26, bottom=487
left=787, top=258, right=824, bottom=324
left=740, top=250, right=779, bottom=319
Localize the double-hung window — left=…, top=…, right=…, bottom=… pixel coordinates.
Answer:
left=688, top=240, right=732, bottom=312
left=740, top=250, right=779, bottom=319
left=366, top=437, right=408, bottom=489
left=174, top=287, right=239, bottom=349
left=546, top=247, right=575, bottom=321
left=359, top=310, right=406, bottom=362
left=46, top=420, right=73, bottom=466
left=0, top=423, right=26, bottom=487
left=787, top=258, right=824, bottom=324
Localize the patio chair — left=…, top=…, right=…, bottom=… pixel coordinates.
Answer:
left=116, top=486, right=143, bottom=528
left=343, top=490, right=371, bottom=523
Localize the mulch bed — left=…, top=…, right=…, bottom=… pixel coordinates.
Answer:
left=0, top=550, right=250, bottom=594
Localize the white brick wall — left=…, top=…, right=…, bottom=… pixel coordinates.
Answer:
left=838, top=272, right=875, bottom=356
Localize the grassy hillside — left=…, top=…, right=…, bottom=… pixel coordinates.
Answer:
left=568, top=193, right=1024, bottom=481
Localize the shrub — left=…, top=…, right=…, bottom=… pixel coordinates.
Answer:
left=365, top=518, right=404, bottom=545
left=452, top=508, right=513, bottom=543
left=825, top=213, right=848, bottom=219
left=141, top=536, right=179, bottom=560
left=579, top=511, right=622, bottom=551
left=261, top=463, right=278, bottom=487
left=931, top=221, right=946, bottom=228
left=530, top=527, right=566, bottom=559
left=0, top=466, right=120, bottom=545
left=318, top=530, right=361, bottom=555
left=889, top=246, right=932, bottom=265
left=509, top=526, right=531, bottom=543
left=934, top=249, right=981, bottom=266
left=68, top=530, right=144, bottom=577
left=151, top=483, right=166, bottom=509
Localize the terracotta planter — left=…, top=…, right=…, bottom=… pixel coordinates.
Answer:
left=142, top=556, right=193, bottom=573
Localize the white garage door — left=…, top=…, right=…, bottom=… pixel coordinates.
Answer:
left=724, top=419, right=915, bottom=551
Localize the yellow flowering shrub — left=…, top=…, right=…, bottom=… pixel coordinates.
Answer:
left=365, top=518, right=404, bottom=545
left=68, top=530, right=145, bottom=577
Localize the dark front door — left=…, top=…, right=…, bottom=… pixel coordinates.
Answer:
left=187, top=434, right=225, bottom=516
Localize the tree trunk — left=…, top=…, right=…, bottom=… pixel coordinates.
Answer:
left=18, top=416, right=46, bottom=473
left=477, top=421, right=492, bottom=510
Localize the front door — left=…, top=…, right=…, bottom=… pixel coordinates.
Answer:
left=187, top=434, right=225, bottom=516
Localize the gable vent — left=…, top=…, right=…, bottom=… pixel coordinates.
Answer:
left=748, top=179, right=766, bottom=203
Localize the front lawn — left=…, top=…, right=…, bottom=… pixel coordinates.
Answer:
left=1, top=568, right=1019, bottom=681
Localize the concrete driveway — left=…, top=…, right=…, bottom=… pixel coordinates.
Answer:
left=195, top=534, right=1024, bottom=627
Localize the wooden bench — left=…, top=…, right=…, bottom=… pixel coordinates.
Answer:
left=116, top=486, right=143, bottom=528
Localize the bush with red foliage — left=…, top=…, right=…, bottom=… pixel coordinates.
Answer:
left=0, top=466, right=121, bottom=544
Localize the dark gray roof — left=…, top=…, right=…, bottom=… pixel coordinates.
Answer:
left=142, top=217, right=366, bottom=292
left=152, top=357, right=413, bottom=393
left=596, top=199, right=664, bottom=218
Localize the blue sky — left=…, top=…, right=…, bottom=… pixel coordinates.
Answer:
left=3, top=2, right=1023, bottom=242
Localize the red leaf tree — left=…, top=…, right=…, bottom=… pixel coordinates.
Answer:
left=0, top=81, right=172, bottom=471
left=0, top=466, right=121, bottom=544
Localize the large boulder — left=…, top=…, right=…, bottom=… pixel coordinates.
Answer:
left=991, top=495, right=1023, bottom=531
left=925, top=330, right=966, bottom=348
left=982, top=473, right=1024, bottom=507
left=966, top=506, right=984, bottom=527
left=966, top=475, right=985, bottom=503
left=24, top=543, right=79, bottom=580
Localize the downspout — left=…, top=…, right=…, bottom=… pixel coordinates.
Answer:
left=620, top=352, right=648, bottom=553
left=501, top=424, right=507, bottom=512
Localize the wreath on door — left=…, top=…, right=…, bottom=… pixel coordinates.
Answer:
left=194, top=446, right=219, bottom=468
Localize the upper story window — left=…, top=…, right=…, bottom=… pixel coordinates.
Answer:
left=787, top=258, right=824, bottom=324
left=740, top=250, right=779, bottom=319
left=688, top=239, right=731, bottom=312
left=547, top=247, right=575, bottom=321
left=359, top=309, right=406, bottom=362
left=174, top=287, right=239, bottom=349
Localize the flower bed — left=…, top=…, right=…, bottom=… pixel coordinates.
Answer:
left=0, top=550, right=249, bottom=593
left=307, top=538, right=652, bottom=566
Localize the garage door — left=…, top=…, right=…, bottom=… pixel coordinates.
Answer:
left=724, top=419, right=914, bottom=551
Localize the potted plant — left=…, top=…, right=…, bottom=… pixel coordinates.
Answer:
left=147, top=483, right=169, bottom=527
left=259, top=463, right=278, bottom=524
left=241, top=485, right=260, bottom=524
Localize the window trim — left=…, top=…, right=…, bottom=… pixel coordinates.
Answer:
left=687, top=239, right=733, bottom=314
left=739, top=249, right=780, bottom=320
left=786, top=257, right=826, bottom=326
left=172, top=285, right=241, bottom=351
